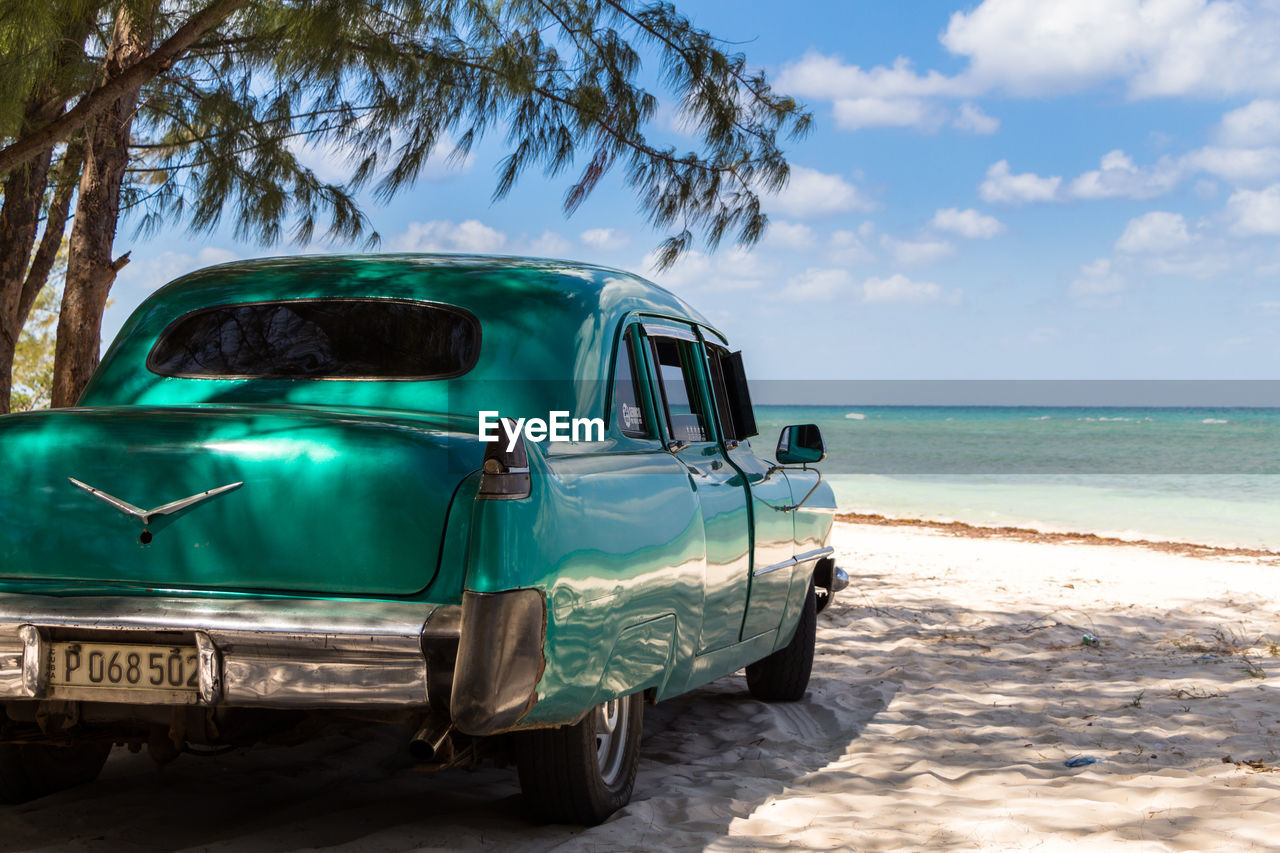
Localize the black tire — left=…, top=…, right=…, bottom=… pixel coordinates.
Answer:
left=515, top=692, right=643, bottom=825
left=746, top=580, right=816, bottom=702
left=0, top=741, right=112, bottom=803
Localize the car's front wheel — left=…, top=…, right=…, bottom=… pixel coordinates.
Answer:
left=745, top=580, right=816, bottom=702
left=515, top=692, right=643, bottom=825
left=0, top=741, right=113, bottom=803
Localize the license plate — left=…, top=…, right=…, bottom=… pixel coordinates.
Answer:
left=49, top=642, right=198, bottom=694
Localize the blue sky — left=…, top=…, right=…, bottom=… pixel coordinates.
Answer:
left=108, top=0, right=1280, bottom=381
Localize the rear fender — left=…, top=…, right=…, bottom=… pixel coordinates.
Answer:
left=426, top=472, right=482, bottom=603
left=457, top=442, right=705, bottom=729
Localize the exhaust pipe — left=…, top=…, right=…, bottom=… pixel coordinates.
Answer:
left=409, top=721, right=455, bottom=763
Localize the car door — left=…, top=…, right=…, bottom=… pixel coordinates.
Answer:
left=640, top=323, right=751, bottom=654
left=703, top=344, right=798, bottom=639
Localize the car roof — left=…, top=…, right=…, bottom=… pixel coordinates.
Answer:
left=81, top=253, right=727, bottom=419
left=147, top=253, right=714, bottom=326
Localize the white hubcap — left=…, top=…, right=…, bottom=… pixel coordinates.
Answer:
left=594, top=697, right=628, bottom=785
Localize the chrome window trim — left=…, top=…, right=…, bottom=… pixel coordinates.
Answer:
left=641, top=323, right=699, bottom=342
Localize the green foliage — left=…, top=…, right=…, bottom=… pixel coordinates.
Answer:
left=124, top=0, right=810, bottom=263
left=0, top=0, right=100, bottom=136
left=10, top=281, right=59, bottom=411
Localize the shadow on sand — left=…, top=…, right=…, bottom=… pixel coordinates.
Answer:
left=3, top=562, right=1276, bottom=851
left=0, top=666, right=890, bottom=852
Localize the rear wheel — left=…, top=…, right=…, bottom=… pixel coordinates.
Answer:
left=746, top=580, right=816, bottom=702
left=515, top=692, right=643, bottom=825
left=0, top=741, right=112, bottom=803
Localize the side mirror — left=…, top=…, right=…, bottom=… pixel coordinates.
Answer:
left=776, top=423, right=825, bottom=465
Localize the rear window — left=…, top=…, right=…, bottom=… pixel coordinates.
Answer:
left=147, top=299, right=480, bottom=380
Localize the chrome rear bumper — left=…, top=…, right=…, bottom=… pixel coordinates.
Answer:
left=0, top=594, right=459, bottom=709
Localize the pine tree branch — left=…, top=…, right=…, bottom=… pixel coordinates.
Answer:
left=445, top=52, right=749, bottom=181
left=604, top=1, right=775, bottom=106
left=125, top=123, right=349, bottom=176
left=603, top=1, right=799, bottom=149
left=0, top=0, right=250, bottom=178
left=130, top=104, right=378, bottom=151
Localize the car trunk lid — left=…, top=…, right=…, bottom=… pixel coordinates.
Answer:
left=0, top=405, right=479, bottom=597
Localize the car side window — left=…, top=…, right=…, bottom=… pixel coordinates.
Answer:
left=705, top=345, right=738, bottom=443
left=649, top=336, right=711, bottom=443
left=613, top=333, right=651, bottom=437
left=706, top=344, right=758, bottom=440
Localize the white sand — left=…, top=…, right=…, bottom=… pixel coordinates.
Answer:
left=3, top=521, right=1278, bottom=851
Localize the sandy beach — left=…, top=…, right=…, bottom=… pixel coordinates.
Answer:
left=3, top=519, right=1278, bottom=851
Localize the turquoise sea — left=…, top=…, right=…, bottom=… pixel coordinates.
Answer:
left=754, top=406, right=1280, bottom=551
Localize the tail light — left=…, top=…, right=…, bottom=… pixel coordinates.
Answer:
left=478, top=418, right=531, bottom=500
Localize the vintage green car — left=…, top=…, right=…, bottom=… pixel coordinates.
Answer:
left=0, top=254, right=841, bottom=823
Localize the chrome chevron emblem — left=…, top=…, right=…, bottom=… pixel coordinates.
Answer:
left=68, top=478, right=243, bottom=527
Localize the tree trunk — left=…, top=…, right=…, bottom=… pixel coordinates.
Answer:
left=21, top=140, right=83, bottom=326
left=0, top=9, right=95, bottom=414
left=0, top=113, right=63, bottom=415
left=51, top=6, right=157, bottom=409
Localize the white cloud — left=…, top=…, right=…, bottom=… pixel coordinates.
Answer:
left=768, top=165, right=878, bottom=217
left=776, top=53, right=973, bottom=100
left=1227, top=184, right=1280, bottom=235
left=827, top=229, right=874, bottom=265
left=392, top=219, right=507, bottom=253
left=777, top=4, right=1280, bottom=141
left=973, top=104, right=1280, bottom=209
left=523, top=231, right=572, bottom=257
left=640, top=246, right=771, bottom=294
left=979, top=160, right=1061, bottom=203
left=931, top=207, right=1005, bottom=239
left=1148, top=253, right=1231, bottom=279
left=1069, top=257, right=1126, bottom=298
left=953, top=102, right=1000, bottom=134
left=833, top=97, right=943, bottom=131
left=881, top=235, right=955, bottom=266
left=1004, top=135, right=1280, bottom=210
left=1181, top=145, right=1280, bottom=185
left=642, top=250, right=710, bottom=290
left=709, top=246, right=774, bottom=282
left=191, top=247, right=238, bottom=268
left=1115, top=212, right=1192, bottom=254
left=763, top=221, right=817, bottom=251
left=1215, top=99, right=1280, bottom=147
left=781, top=268, right=855, bottom=301
left=778, top=54, right=993, bottom=134
left=860, top=273, right=952, bottom=304
left=978, top=151, right=1189, bottom=205
left=942, top=0, right=1280, bottom=98
left=1194, top=179, right=1220, bottom=199
left=1069, top=149, right=1182, bottom=200
left=579, top=228, right=630, bottom=250
left=123, top=247, right=240, bottom=291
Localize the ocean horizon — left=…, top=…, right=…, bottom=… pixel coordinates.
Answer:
left=754, top=404, right=1280, bottom=551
